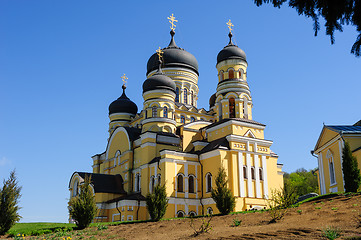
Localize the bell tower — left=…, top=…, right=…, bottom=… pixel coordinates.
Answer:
left=213, top=20, right=252, bottom=121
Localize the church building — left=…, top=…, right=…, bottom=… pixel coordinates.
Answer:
left=313, top=120, right=361, bottom=194
left=69, top=17, right=284, bottom=222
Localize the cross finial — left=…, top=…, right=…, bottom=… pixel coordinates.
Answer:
left=121, top=74, right=128, bottom=87
left=167, top=14, right=178, bottom=31
left=226, top=19, right=234, bottom=33
left=156, top=47, right=164, bottom=62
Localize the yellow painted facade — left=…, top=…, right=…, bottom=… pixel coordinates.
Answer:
left=313, top=122, right=361, bottom=194
left=69, top=26, right=284, bottom=223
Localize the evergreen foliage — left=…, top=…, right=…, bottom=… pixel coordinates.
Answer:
left=283, top=168, right=318, bottom=197
left=0, top=170, right=22, bottom=235
left=342, top=141, right=361, bottom=192
left=211, top=167, right=235, bottom=215
left=254, top=0, right=361, bottom=57
left=146, top=184, right=168, bottom=221
left=68, top=175, right=97, bottom=229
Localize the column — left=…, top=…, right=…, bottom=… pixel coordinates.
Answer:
left=238, top=152, right=245, bottom=197
left=255, top=155, right=261, bottom=198
left=261, top=156, right=268, bottom=198
left=246, top=153, right=253, bottom=197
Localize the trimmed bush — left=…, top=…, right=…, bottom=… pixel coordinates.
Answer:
left=68, top=175, right=97, bottom=229
left=146, top=184, right=168, bottom=221
left=211, top=167, right=235, bottom=215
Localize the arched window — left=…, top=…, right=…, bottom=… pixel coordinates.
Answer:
left=163, top=106, right=168, bottom=118
left=190, top=117, right=195, bottom=122
left=191, top=91, right=194, bottom=105
left=157, top=174, right=161, bottom=185
left=200, top=118, right=205, bottom=121
left=239, top=70, right=243, bottom=79
left=135, top=174, right=141, bottom=192
left=189, top=175, right=195, bottom=193
left=72, top=179, right=78, bottom=197
left=183, top=88, right=188, bottom=104
left=180, top=115, right=185, bottom=124
left=327, top=150, right=336, bottom=184
left=229, top=98, right=235, bottom=118
left=150, top=176, right=155, bottom=193
left=177, top=174, right=184, bottom=192
left=207, top=207, right=213, bottom=215
left=189, top=211, right=196, bottom=217
left=251, top=167, right=255, bottom=180
left=259, top=168, right=263, bottom=181
left=144, top=109, right=147, bottom=119
left=176, top=210, right=185, bottom=218
left=152, top=106, right=157, bottom=117
left=243, top=166, right=248, bottom=179
left=229, top=69, right=234, bottom=79
left=115, top=150, right=121, bottom=166
left=176, top=88, right=180, bottom=102
left=206, top=173, right=212, bottom=192
left=219, top=71, right=224, bottom=81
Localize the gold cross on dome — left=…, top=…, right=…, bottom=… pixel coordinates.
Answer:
left=156, top=47, right=164, bottom=61
left=167, top=14, right=178, bottom=31
left=121, top=74, right=128, bottom=86
left=227, top=19, right=234, bottom=33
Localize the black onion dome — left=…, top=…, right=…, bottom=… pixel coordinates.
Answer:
left=146, top=30, right=199, bottom=75
left=109, top=85, right=138, bottom=115
left=143, top=72, right=176, bottom=93
left=209, top=93, right=216, bottom=108
left=217, top=32, right=247, bottom=64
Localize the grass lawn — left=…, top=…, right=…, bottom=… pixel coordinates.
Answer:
left=7, top=222, right=76, bottom=237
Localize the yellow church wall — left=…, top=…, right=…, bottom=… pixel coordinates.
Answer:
left=319, top=139, right=344, bottom=193
left=316, top=128, right=339, bottom=150
left=344, top=136, right=361, bottom=152
left=266, top=157, right=284, bottom=192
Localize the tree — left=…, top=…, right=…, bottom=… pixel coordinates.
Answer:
left=68, top=175, right=97, bottom=229
left=284, top=168, right=319, bottom=197
left=267, top=184, right=297, bottom=223
left=0, top=170, right=22, bottom=235
left=211, top=167, right=236, bottom=215
left=342, top=141, right=361, bottom=192
left=254, top=0, right=361, bottom=57
left=146, top=184, right=168, bottom=221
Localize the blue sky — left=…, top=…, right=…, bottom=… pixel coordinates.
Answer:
left=0, top=1, right=360, bottom=223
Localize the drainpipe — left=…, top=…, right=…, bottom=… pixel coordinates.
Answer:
left=197, top=154, right=205, bottom=215
left=115, top=201, right=121, bottom=222
left=136, top=198, right=141, bottom=220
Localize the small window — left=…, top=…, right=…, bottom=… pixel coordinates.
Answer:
left=176, top=211, right=185, bottom=218
left=180, top=115, right=185, bottom=124
left=157, top=174, right=161, bottom=185
left=183, top=88, right=188, bottom=104
left=191, top=91, right=194, bottom=105
left=189, top=211, right=196, bottom=217
left=251, top=167, right=255, bottom=180
left=243, top=166, right=247, bottom=179
left=206, top=173, right=212, bottom=192
left=207, top=207, right=213, bottom=215
left=229, top=98, right=235, bottom=118
left=176, top=88, right=180, bottom=102
left=259, top=168, right=263, bottom=181
left=72, top=179, right=78, bottom=197
left=135, top=174, right=141, bottom=192
left=177, top=174, right=184, bottom=192
left=229, top=69, right=234, bottom=79
left=152, top=106, right=157, bottom=117
left=200, top=118, right=205, bottom=121
left=163, top=106, right=168, bottom=118
left=189, top=175, right=195, bottom=193
left=190, top=117, right=195, bottom=122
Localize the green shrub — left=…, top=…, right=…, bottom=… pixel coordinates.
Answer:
left=322, top=226, right=341, bottom=240
left=211, top=167, right=235, bottom=215
left=342, top=142, right=361, bottom=192
left=146, top=184, right=168, bottom=221
left=0, top=170, right=22, bottom=235
left=267, top=185, right=297, bottom=223
left=68, top=175, right=97, bottom=229
left=231, top=218, right=242, bottom=227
